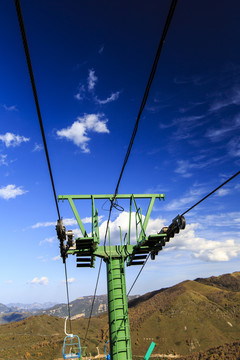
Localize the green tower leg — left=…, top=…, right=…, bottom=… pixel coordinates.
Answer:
left=106, top=257, right=132, bottom=360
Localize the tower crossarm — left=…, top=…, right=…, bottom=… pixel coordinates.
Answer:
left=57, top=194, right=166, bottom=266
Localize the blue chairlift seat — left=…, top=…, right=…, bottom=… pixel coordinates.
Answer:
left=63, top=334, right=81, bottom=359
left=105, top=340, right=110, bottom=360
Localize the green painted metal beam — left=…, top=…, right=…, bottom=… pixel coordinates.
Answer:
left=139, top=196, right=156, bottom=241
left=58, top=194, right=165, bottom=200
left=68, top=197, right=88, bottom=237
left=95, top=245, right=134, bottom=258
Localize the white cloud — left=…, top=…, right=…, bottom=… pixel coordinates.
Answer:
left=52, top=255, right=61, bottom=261
left=82, top=215, right=104, bottom=224
left=196, top=212, right=240, bottom=228
left=0, top=184, right=27, bottom=200
left=0, top=132, right=29, bottom=147
left=39, top=237, right=56, bottom=246
left=98, top=45, right=104, bottom=54
left=88, top=69, right=98, bottom=91
left=206, top=127, right=234, bottom=141
left=2, top=104, right=17, bottom=111
left=228, top=137, right=240, bottom=157
left=97, top=211, right=240, bottom=262
left=175, top=160, right=193, bottom=178
left=98, top=211, right=166, bottom=245
left=29, top=276, right=49, bottom=285
left=165, top=185, right=207, bottom=212
left=4, top=280, right=13, bottom=284
left=178, top=102, right=206, bottom=114
left=72, top=209, right=240, bottom=263
left=172, top=115, right=206, bottom=140
left=64, top=218, right=78, bottom=226
left=175, top=156, right=226, bottom=178
left=68, top=278, right=76, bottom=284
left=0, top=154, right=8, bottom=166
left=60, top=277, right=76, bottom=284
left=33, top=143, right=43, bottom=152
left=95, top=91, right=120, bottom=105
left=56, top=113, right=109, bottom=153
left=167, top=223, right=240, bottom=262
left=74, top=84, right=85, bottom=101
left=32, top=217, right=77, bottom=229
left=173, top=75, right=206, bottom=86
left=209, top=87, right=240, bottom=112
left=37, top=256, right=47, bottom=263
left=71, top=228, right=82, bottom=238
left=32, top=221, right=55, bottom=228
left=82, top=216, right=93, bottom=224
left=215, top=188, right=230, bottom=197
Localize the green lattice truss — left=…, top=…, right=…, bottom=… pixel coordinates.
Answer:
left=57, top=194, right=185, bottom=267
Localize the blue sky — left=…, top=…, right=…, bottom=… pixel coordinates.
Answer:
left=0, top=0, right=240, bottom=304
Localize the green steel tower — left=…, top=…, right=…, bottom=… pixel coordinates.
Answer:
left=56, top=194, right=185, bottom=360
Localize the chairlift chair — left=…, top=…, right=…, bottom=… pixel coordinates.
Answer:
left=104, top=340, right=110, bottom=360
left=63, top=317, right=81, bottom=359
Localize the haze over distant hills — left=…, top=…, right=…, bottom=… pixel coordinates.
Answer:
left=6, top=302, right=58, bottom=311
left=0, top=302, right=59, bottom=324
left=0, top=295, right=138, bottom=324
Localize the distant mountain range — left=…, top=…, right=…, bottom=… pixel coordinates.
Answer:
left=0, top=271, right=240, bottom=359
left=0, top=295, right=138, bottom=324
left=40, top=294, right=138, bottom=318
left=6, top=302, right=58, bottom=311
left=0, top=302, right=58, bottom=324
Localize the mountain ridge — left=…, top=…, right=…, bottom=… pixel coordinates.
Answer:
left=0, top=271, right=240, bottom=359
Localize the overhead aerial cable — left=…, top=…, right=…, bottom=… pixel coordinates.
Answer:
left=181, top=170, right=240, bottom=216
left=15, top=0, right=72, bottom=334
left=84, top=0, right=179, bottom=344
left=112, top=0, right=178, bottom=201
left=14, top=0, right=60, bottom=220
left=104, top=0, right=179, bottom=246
left=127, top=170, right=240, bottom=293
left=127, top=253, right=151, bottom=297
left=82, top=258, right=103, bottom=346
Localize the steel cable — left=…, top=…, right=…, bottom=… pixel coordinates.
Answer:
left=83, top=258, right=103, bottom=346
left=128, top=170, right=240, bottom=295
left=14, top=0, right=60, bottom=220
left=84, top=0, right=179, bottom=344
left=181, top=170, right=240, bottom=216
left=127, top=253, right=151, bottom=296
left=15, top=0, right=72, bottom=332
left=104, top=0, right=178, bottom=248
left=64, top=261, right=72, bottom=334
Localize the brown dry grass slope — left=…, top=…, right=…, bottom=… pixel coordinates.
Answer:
left=0, top=271, right=240, bottom=359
